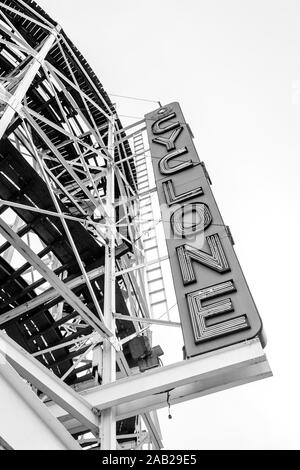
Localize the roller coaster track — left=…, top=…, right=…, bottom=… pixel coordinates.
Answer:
left=0, top=0, right=161, bottom=449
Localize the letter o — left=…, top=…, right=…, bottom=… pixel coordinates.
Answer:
left=170, top=203, right=212, bottom=238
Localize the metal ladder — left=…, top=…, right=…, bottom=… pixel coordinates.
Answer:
left=133, top=132, right=169, bottom=320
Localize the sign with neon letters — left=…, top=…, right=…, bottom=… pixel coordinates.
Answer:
left=145, top=103, right=264, bottom=357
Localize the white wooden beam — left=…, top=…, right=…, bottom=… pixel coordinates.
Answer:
left=55, top=359, right=271, bottom=436
left=48, top=339, right=272, bottom=429
left=0, top=350, right=81, bottom=450
left=114, top=313, right=181, bottom=328
left=115, top=256, right=169, bottom=277
left=101, top=115, right=117, bottom=450
left=142, top=412, right=163, bottom=450
left=79, top=338, right=270, bottom=411
left=0, top=331, right=99, bottom=434
left=116, top=360, right=271, bottom=421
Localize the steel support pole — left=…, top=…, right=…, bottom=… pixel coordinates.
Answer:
left=100, top=115, right=116, bottom=450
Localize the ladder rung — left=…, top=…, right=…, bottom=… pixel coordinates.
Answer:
left=145, top=246, right=159, bottom=253
left=147, top=266, right=162, bottom=274
left=149, top=288, right=165, bottom=295
left=143, top=236, right=156, bottom=243
left=141, top=212, right=153, bottom=219
left=151, top=300, right=167, bottom=307
left=148, top=276, right=163, bottom=283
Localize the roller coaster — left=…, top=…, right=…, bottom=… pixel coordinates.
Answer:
left=0, top=0, right=272, bottom=450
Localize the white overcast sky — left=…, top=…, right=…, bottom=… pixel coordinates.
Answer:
left=38, top=0, right=300, bottom=450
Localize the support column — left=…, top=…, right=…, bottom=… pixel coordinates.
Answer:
left=100, top=114, right=117, bottom=450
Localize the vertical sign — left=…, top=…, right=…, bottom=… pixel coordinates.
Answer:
left=145, top=103, right=264, bottom=357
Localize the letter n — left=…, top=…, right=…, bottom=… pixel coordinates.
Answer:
left=176, top=234, right=230, bottom=285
